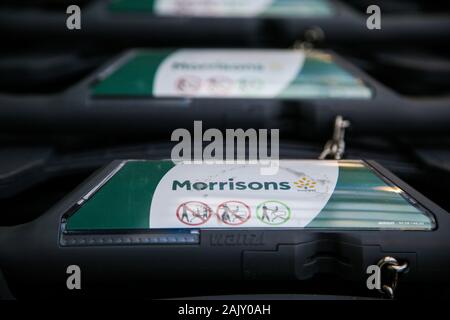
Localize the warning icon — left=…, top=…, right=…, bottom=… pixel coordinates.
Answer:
left=175, top=75, right=201, bottom=94
left=176, top=201, right=212, bottom=226
left=216, top=201, right=251, bottom=225
left=257, top=200, right=291, bottom=225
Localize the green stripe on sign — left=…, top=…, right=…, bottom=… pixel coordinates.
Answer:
left=262, top=0, right=333, bottom=17
left=109, top=0, right=156, bottom=12
left=279, top=53, right=372, bottom=99
left=92, top=51, right=172, bottom=97
left=66, top=161, right=175, bottom=231
left=306, top=163, right=433, bottom=229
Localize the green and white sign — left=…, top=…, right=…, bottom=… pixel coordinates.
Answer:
left=92, top=50, right=372, bottom=99
left=109, top=0, right=334, bottom=17
left=65, top=160, right=434, bottom=231
left=154, top=50, right=305, bottom=98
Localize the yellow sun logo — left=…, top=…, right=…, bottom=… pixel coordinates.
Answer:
left=269, top=62, right=283, bottom=71
left=293, top=177, right=317, bottom=191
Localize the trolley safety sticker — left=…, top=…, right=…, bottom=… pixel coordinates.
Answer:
left=176, top=201, right=213, bottom=226
left=256, top=200, right=291, bottom=225
left=216, top=201, right=251, bottom=225
left=65, top=160, right=435, bottom=231
left=148, top=160, right=338, bottom=228
left=109, top=0, right=335, bottom=18
left=92, top=50, right=373, bottom=99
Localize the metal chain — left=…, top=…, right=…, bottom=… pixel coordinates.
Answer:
left=319, top=117, right=407, bottom=299
left=293, top=26, right=325, bottom=51
left=319, top=115, right=350, bottom=160
left=377, top=256, right=409, bottom=299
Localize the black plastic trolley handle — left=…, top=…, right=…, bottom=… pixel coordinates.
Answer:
left=1, top=0, right=450, bottom=46
left=0, top=93, right=449, bottom=138
left=303, top=96, right=450, bottom=137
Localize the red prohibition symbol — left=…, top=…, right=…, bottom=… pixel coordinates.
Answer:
left=176, top=201, right=213, bottom=226
left=216, top=200, right=251, bottom=225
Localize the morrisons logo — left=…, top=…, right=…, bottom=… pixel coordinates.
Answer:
left=172, top=61, right=264, bottom=72
left=172, top=179, right=291, bottom=191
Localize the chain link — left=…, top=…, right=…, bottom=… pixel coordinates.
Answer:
left=377, top=256, right=409, bottom=299
left=319, top=115, right=350, bottom=160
